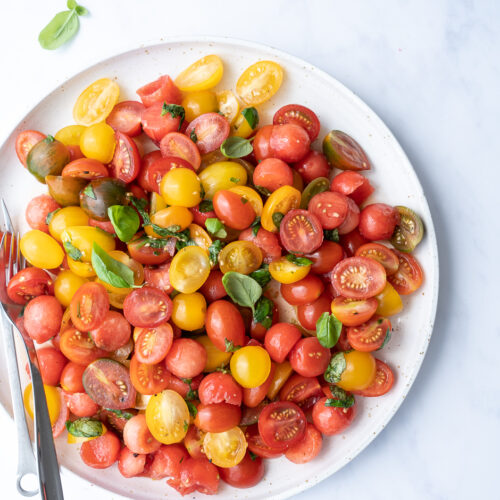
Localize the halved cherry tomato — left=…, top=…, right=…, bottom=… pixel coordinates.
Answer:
left=281, top=274, right=324, bottom=306
left=219, top=451, right=265, bottom=488
left=136, top=75, right=182, bottom=107
left=194, top=403, right=241, bottom=433
left=25, top=194, right=60, bottom=233
left=293, top=150, right=330, bottom=184
left=253, top=158, right=293, bottom=192
left=279, top=374, right=322, bottom=406
left=331, top=256, right=387, bottom=299
left=388, top=251, right=424, bottom=295
left=141, top=101, right=182, bottom=143
left=238, top=226, right=281, bottom=264
left=198, top=372, right=242, bottom=406
left=106, top=100, right=145, bottom=137
left=273, top=104, right=320, bottom=141
left=7, top=267, right=54, bottom=305
left=169, top=246, right=210, bottom=293
left=142, top=155, right=194, bottom=194
left=375, top=282, right=403, bottom=316
left=160, top=132, right=201, bottom=170
left=353, top=359, right=394, bottom=396
left=359, top=203, right=400, bottom=241
left=312, top=397, right=356, bottom=435
left=213, top=190, right=256, bottom=230
left=347, top=316, right=391, bottom=351
left=164, top=338, right=207, bottom=379
left=70, top=282, right=109, bottom=332
left=330, top=296, right=378, bottom=326
left=236, top=61, right=283, bottom=106
left=280, top=209, right=323, bottom=254
left=323, top=130, right=370, bottom=171
left=80, top=431, right=121, bottom=469
left=61, top=158, right=108, bottom=179
left=355, top=242, right=399, bottom=275
left=73, top=78, right=120, bottom=127
left=245, top=424, right=283, bottom=458
left=258, top=401, right=306, bottom=451
left=185, top=113, right=230, bottom=155
left=59, top=327, right=107, bottom=366
left=16, top=130, right=46, bottom=167
left=296, top=293, right=331, bottom=330
left=123, top=287, right=172, bottom=328
left=135, top=323, right=174, bottom=364
left=175, top=55, right=224, bottom=92
left=216, top=90, right=240, bottom=125
left=110, top=131, right=141, bottom=183
left=264, top=323, right=301, bottom=363
left=167, top=457, right=219, bottom=496
left=337, top=197, right=360, bottom=235
left=269, top=256, right=311, bottom=284
left=129, top=355, right=170, bottom=395
left=206, top=300, right=245, bottom=352
left=90, top=310, right=131, bottom=351
left=306, top=241, right=344, bottom=275
left=127, top=232, right=176, bottom=265
left=261, top=185, right=301, bottom=233
left=218, top=241, right=263, bottom=275
left=289, top=337, right=331, bottom=377
left=228, top=186, right=263, bottom=216
left=331, top=171, right=374, bottom=205
left=309, top=191, right=349, bottom=230
left=144, top=262, right=173, bottom=294
left=285, top=423, right=323, bottom=464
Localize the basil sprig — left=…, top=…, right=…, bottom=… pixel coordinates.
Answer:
left=222, top=271, right=262, bottom=313
left=249, top=264, right=271, bottom=288
left=325, top=386, right=355, bottom=408
left=250, top=216, right=261, bottom=237
left=39, top=0, right=88, bottom=50
left=316, top=312, right=342, bottom=348
left=208, top=240, right=224, bottom=266
left=91, top=242, right=135, bottom=288
left=108, top=205, right=140, bottom=242
left=286, top=254, right=312, bottom=267
left=65, top=417, right=103, bottom=438
left=220, top=136, right=253, bottom=159
left=324, top=352, right=347, bottom=384
left=253, top=296, right=273, bottom=328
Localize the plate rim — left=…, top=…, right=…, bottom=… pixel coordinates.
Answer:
left=0, top=35, right=439, bottom=500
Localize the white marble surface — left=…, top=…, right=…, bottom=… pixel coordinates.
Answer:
left=0, top=1, right=498, bottom=499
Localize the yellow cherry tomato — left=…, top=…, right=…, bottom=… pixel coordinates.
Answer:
left=160, top=168, right=203, bottom=208
left=182, top=90, right=218, bottom=122
left=267, top=361, right=293, bottom=399
left=196, top=335, right=232, bottom=372
left=175, top=55, right=224, bottom=92
left=269, top=256, right=310, bottom=284
left=20, top=230, right=64, bottom=269
left=232, top=107, right=259, bottom=138
left=49, top=206, right=89, bottom=242
left=61, top=226, right=115, bottom=262
left=150, top=192, right=167, bottom=215
left=188, top=224, right=213, bottom=253
left=199, top=161, right=247, bottom=200
left=230, top=346, right=271, bottom=388
left=24, top=383, right=61, bottom=426
left=203, top=427, right=247, bottom=468
left=336, top=351, right=376, bottom=392
left=54, top=270, right=88, bottom=307
left=375, top=282, right=404, bottom=317
left=80, top=122, right=116, bottom=164
left=236, top=61, right=283, bottom=106
left=218, top=241, right=263, bottom=275
left=73, top=78, right=120, bottom=126
left=67, top=423, right=107, bottom=444
left=228, top=186, right=263, bottom=216
left=145, top=206, right=193, bottom=238
left=97, top=250, right=144, bottom=295
left=145, top=390, right=190, bottom=444
left=169, top=246, right=210, bottom=293
left=67, top=257, right=95, bottom=278
left=172, top=292, right=207, bottom=331
left=217, top=90, right=240, bottom=125
left=261, top=185, right=301, bottom=232
left=55, top=124, right=87, bottom=146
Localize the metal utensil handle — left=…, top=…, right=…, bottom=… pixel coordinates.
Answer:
left=0, top=313, right=38, bottom=496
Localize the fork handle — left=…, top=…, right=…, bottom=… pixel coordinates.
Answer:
left=1, top=314, right=38, bottom=497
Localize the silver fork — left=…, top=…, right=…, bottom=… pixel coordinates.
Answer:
left=0, top=199, right=64, bottom=500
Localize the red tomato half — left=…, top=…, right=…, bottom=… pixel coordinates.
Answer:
left=356, top=243, right=399, bottom=276
left=284, top=423, right=323, bottom=464
left=388, top=251, right=424, bottom=295
left=280, top=274, right=324, bottom=305
left=353, top=359, right=395, bottom=396
left=62, top=158, right=109, bottom=179
left=280, top=209, right=323, bottom=254
left=359, top=203, right=400, bottom=241
left=89, top=310, right=131, bottom=351
left=110, top=132, right=141, bottom=183
left=123, top=287, right=172, bottom=328
left=279, top=374, right=322, bottom=406
left=245, top=424, right=283, bottom=459
left=167, top=457, right=219, bottom=496
left=253, top=158, right=293, bottom=192
left=16, top=130, right=46, bottom=167
left=7, top=267, right=54, bottom=305
left=160, top=132, right=201, bottom=170
left=309, top=191, right=349, bottom=230
left=273, top=104, right=320, bottom=141
left=129, top=355, right=169, bottom=395
left=141, top=102, right=182, bottom=143
left=144, top=262, right=173, bottom=294
left=213, top=190, right=256, bottom=230
left=312, top=397, right=356, bottom=435
left=198, top=372, right=242, bottom=406
left=60, top=328, right=107, bottom=366
left=218, top=452, right=265, bottom=488
left=135, top=323, right=174, bottom=364
left=289, top=337, right=331, bottom=377
left=239, top=227, right=282, bottom=264
left=185, top=113, right=230, bottom=155
left=136, top=75, right=182, bottom=107
left=106, top=100, right=145, bottom=137
left=347, top=316, right=391, bottom=351
left=264, top=323, right=302, bottom=363
left=80, top=431, right=121, bottom=469
left=330, top=296, right=378, bottom=326
left=25, top=195, right=61, bottom=233
left=330, top=171, right=374, bottom=205
left=337, top=197, right=360, bottom=235
left=70, top=282, right=109, bottom=332
left=128, top=233, right=176, bottom=265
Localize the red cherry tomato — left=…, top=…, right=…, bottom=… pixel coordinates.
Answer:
left=306, top=241, right=344, bottom=275
left=213, top=190, right=256, bottom=230
left=312, top=396, right=356, bottom=435
left=90, top=310, right=131, bottom=351
left=273, top=104, right=320, bottom=141
left=123, top=414, right=162, bottom=454
left=253, top=158, right=293, bottom=192
left=65, top=392, right=99, bottom=417
left=37, top=347, right=67, bottom=386
left=331, top=256, right=387, bottom=299
left=284, top=423, right=323, bottom=464
left=136, top=75, right=182, bottom=107
left=258, top=401, right=306, bottom=451
left=67, top=145, right=84, bottom=161
left=388, top=251, right=424, bottom=295
left=355, top=243, right=399, bottom=276
left=15, top=130, right=45, bottom=167
left=296, top=293, right=331, bottom=330
left=194, top=403, right=242, bottom=433
left=7, top=267, right=54, bottom=305
left=167, top=457, right=219, bottom=496
left=353, top=359, right=395, bottom=396
left=309, top=191, right=350, bottom=230
left=70, top=282, right=109, bottom=332
left=135, top=323, right=174, bottom=364
left=339, top=228, right=369, bottom=256
left=190, top=204, right=217, bottom=226
left=60, top=362, right=86, bottom=393
left=337, top=197, right=360, bottom=235
left=359, top=203, right=400, bottom=241
left=128, top=232, right=176, bottom=265
left=239, top=226, right=282, bottom=264
left=198, top=372, right=242, bottom=406
left=25, top=194, right=61, bottom=233
left=252, top=125, right=273, bottom=161
left=199, top=270, right=227, bottom=303
left=205, top=300, right=246, bottom=352
left=118, top=447, right=146, bottom=478
left=279, top=374, right=322, bottom=406
left=293, top=150, right=330, bottom=184
left=330, top=296, right=378, bottom=327
left=59, top=328, right=107, bottom=366
left=109, top=131, right=141, bottom=183
left=164, top=338, right=207, bottom=378
left=141, top=102, right=183, bottom=143
left=264, top=323, right=302, bottom=363
left=245, top=424, right=283, bottom=458
left=242, top=364, right=275, bottom=408
left=347, top=316, right=391, bottom=352
left=123, top=286, right=172, bottom=328
left=269, top=124, right=311, bottom=163
left=62, top=158, right=109, bottom=179
left=24, top=296, right=62, bottom=343
left=160, top=132, right=201, bottom=170
left=129, top=355, right=170, bottom=395
left=185, top=113, right=230, bottom=154
left=279, top=209, right=323, bottom=254
left=137, top=150, right=162, bottom=191
left=144, top=262, right=173, bottom=294
left=280, top=274, right=325, bottom=306
left=106, top=100, right=145, bottom=137
left=289, top=337, right=331, bottom=377
left=88, top=218, right=115, bottom=234
left=219, top=451, right=265, bottom=488
left=330, top=171, right=374, bottom=205
left=148, top=444, right=189, bottom=479
left=80, top=431, right=121, bottom=469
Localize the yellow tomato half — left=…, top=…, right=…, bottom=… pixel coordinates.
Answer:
left=79, top=123, right=116, bottom=164
left=73, top=78, right=120, bottom=126
left=24, top=383, right=61, bottom=426
left=236, top=61, right=283, bottom=106
left=175, top=55, right=224, bottom=92
left=49, top=206, right=89, bottom=242
left=228, top=186, right=263, bottom=216
left=218, top=241, right=263, bottom=275
left=216, top=90, right=240, bottom=125
left=261, top=185, right=301, bottom=232
left=172, top=293, right=207, bottom=331
left=169, top=246, right=211, bottom=293
left=269, top=256, right=310, bottom=284
left=182, top=90, right=218, bottom=122
left=54, top=270, right=88, bottom=307
left=376, top=282, right=404, bottom=316
left=336, top=351, right=376, bottom=392
left=199, top=161, right=247, bottom=200
left=203, top=427, right=247, bottom=468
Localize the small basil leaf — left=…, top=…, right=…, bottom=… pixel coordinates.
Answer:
left=65, top=418, right=103, bottom=438
left=249, top=265, right=271, bottom=288
left=75, top=5, right=88, bottom=15
left=91, top=242, right=134, bottom=288
left=377, top=328, right=392, bottom=350
left=83, top=183, right=96, bottom=200
left=249, top=451, right=258, bottom=461
left=324, top=352, right=347, bottom=384
left=190, top=130, right=198, bottom=143
left=286, top=254, right=312, bottom=267
left=205, top=218, right=227, bottom=238
left=224, top=338, right=242, bottom=353
left=45, top=208, right=61, bottom=225
left=325, top=386, right=354, bottom=408
left=186, top=400, right=198, bottom=418
left=220, top=136, right=253, bottom=159
left=324, top=229, right=340, bottom=242
left=39, top=10, right=80, bottom=50
left=208, top=240, right=224, bottom=266
left=67, top=0, right=77, bottom=8
left=316, top=312, right=342, bottom=348
left=253, top=296, right=273, bottom=328
left=250, top=216, right=261, bottom=237
left=161, top=103, right=185, bottom=130
left=108, top=205, right=140, bottom=243
left=241, top=107, right=259, bottom=129
left=198, top=200, right=213, bottom=213
left=222, top=271, right=262, bottom=311
left=230, top=177, right=240, bottom=183
left=105, top=408, right=134, bottom=420
left=64, top=241, right=82, bottom=261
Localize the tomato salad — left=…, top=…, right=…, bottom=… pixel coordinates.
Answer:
left=11, top=54, right=425, bottom=496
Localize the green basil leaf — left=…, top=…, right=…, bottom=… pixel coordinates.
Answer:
left=205, top=218, right=227, bottom=238
left=220, top=136, right=253, bottom=159
left=230, top=177, right=240, bottom=183
left=198, top=200, right=213, bottom=213
left=45, top=208, right=61, bottom=226
left=255, top=185, right=271, bottom=197
left=83, top=183, right=96, bottom=200
left=44, top=135, right=55, bottom=143
left=75, top=5, right=88, bottom=15
left=249, top=265, right=271, bottom=288
left=286, top=253, right=312, bottom=267
left=208, top=240, right=224, bottom=266
left=186, top=400, right=198, bottom=418
left=108, top=205, right=140, bottom=243
left=39, top=10, right=80, bottom=50
left=161, top=103, right=185, bottom=130
left=377, top=328, right=392, bottom=350
left=190, top=130, right=198, bottom=143
left=324, top=352, right=346, bottom=384
left=324, top=229, right=340, bottom=242
left=249, top=450, right=258, bottom=461
left=325, top=386, right=354, bottom=408
left=250, top=216, right=261, bottom=237
left=67, top=0, right=77, bottom=8
left=253, top=296, right=273, bottom=328
left=91, top=242, right=134, bottom=288
left=272, top=212, right=284, bottom=229
left=64, top=241, right=82, bottom=261
left=316, top=312, right=342, bottom=348
left=65, top=418, right=103, bottom=438
left=105, top=408, right=134, bottom=420
left=222, top=271, right=262, bottom=311
left=241, top=107, right=259, bottom=129
left=224, top=338, right=242, bottom=353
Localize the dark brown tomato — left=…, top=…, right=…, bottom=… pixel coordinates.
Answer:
left=46, top=175, right=88, bottom=207
left=293, top=150, right=330, bottom=184
left=79, top=177, right=128, bottom=221
left=322, top=130, right=370, bottom=171
left=27, top=136, right=70, bottom=183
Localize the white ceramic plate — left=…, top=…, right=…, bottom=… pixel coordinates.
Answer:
left=0, top=36, right=438, bottom=499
